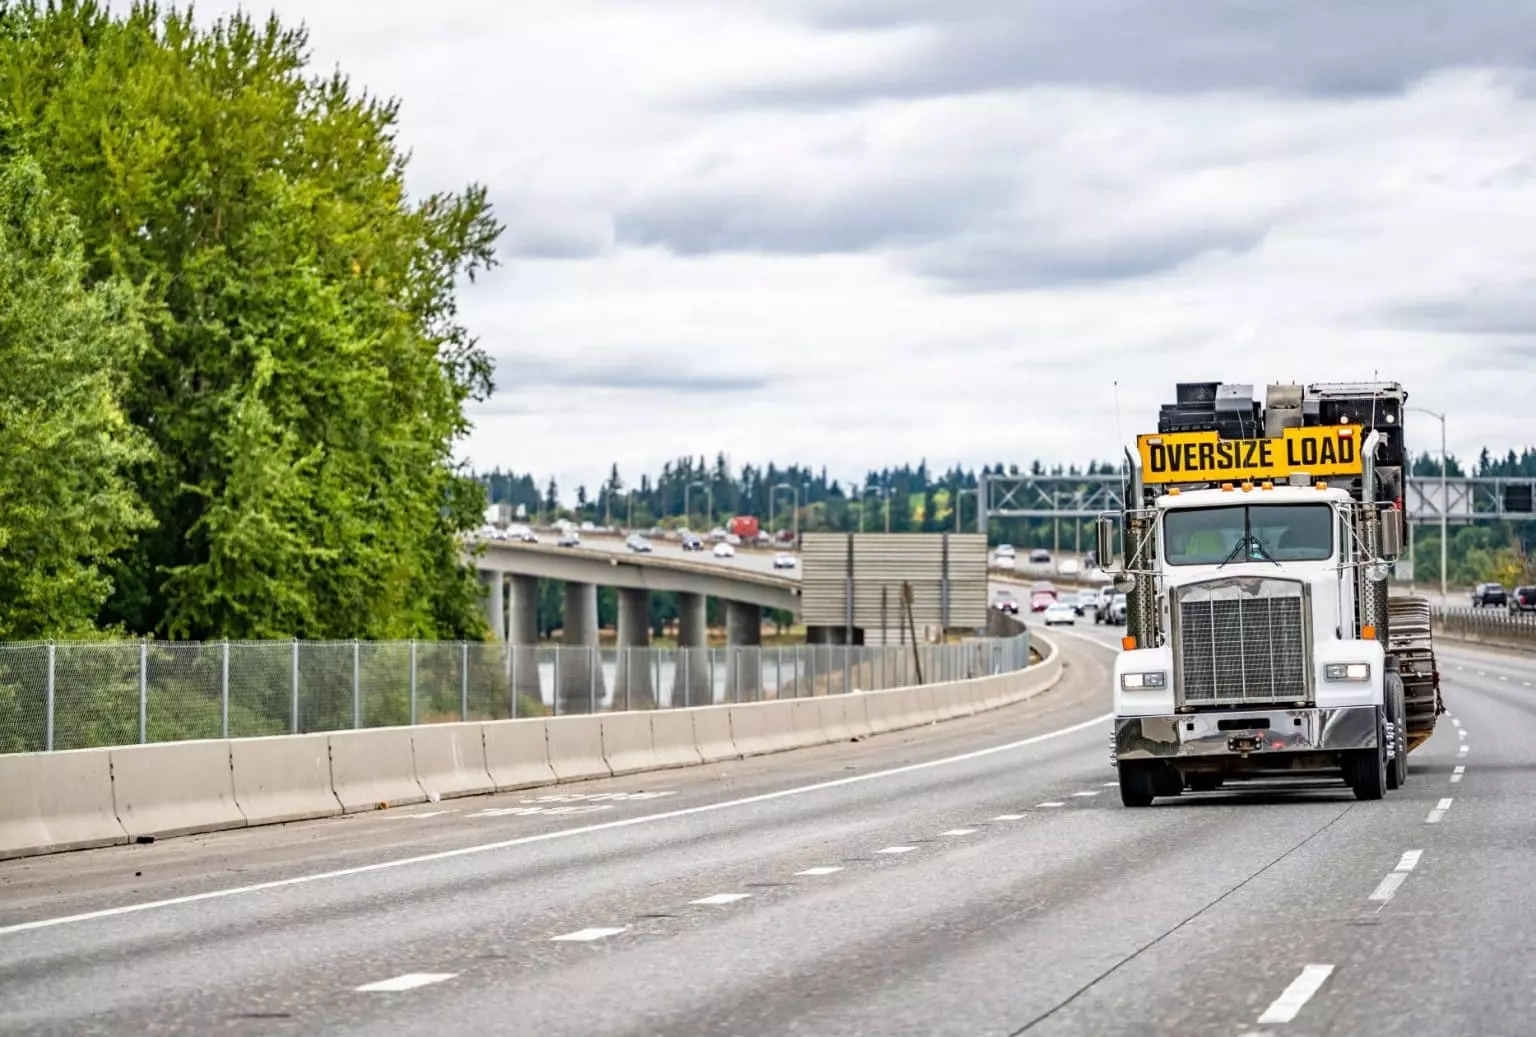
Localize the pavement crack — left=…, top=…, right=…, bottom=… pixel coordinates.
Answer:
left=1005, top=804, right=1355, bottom=1036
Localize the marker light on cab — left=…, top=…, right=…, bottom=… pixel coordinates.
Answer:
left=1324, top=663, right=1372, bottom=682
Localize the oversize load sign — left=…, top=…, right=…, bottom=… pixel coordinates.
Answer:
left=1138, top=427, right=1362, bottom=484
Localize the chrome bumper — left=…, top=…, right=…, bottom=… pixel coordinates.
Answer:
left=1114, top=706, right=1379, bottom=762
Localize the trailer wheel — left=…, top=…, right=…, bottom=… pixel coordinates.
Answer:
left=1118, top=761, right=1157, bottom=807
left=1346, top=720, right=1388, bottom=801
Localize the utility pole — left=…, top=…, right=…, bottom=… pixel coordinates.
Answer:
left=1408, top=406, right=1449, bottom=597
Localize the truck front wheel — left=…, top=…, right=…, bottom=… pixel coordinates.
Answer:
left=1345, top=728, right=1388, bottom=801
left=1118, top=761, right=1158, bottom=807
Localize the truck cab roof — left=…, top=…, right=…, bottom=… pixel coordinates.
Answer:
left=1153, top=483, right=1352, bottom=510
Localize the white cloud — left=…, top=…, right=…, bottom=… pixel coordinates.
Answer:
left=191, top=1, right=1536, bottom=495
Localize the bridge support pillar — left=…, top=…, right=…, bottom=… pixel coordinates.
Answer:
left=725, top=600, right=762, bottom=702
left=671, top=591, right=710, bottom=707
left=614, top=587, right=655, bottom=708
left=479, top=570, right=505, bottom=641
left=558, top=581, right=605, bottom=714
left=508, top=574, right=542, bottom=705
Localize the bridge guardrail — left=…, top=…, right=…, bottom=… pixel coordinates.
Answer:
left=1432, top=607, right=1536, bottom=651
left=0, top=632, right=1031, bottom=754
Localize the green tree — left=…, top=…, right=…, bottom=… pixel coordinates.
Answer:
left=0, top=151, right=152, bottom=638
left=0, top=2, right=500, bottom=640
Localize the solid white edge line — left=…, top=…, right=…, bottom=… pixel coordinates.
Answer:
left=1368, top=872, right=1407, bottom=902
left=550, top=927, right=627, bottom=942
left=1256, top=964, right=1334, bottom=1024
left=0, top=711, right=1115, bottom=938
left=355, top=972, right=458, bottom=992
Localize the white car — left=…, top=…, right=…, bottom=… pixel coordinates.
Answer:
left=713, top=542, right=735, bottom=558
left=625, top=533, right=653, bottom=553
left=772, top=552, right=796, bottom=569
left=996, top=543, right=1016, bottom=558
left=1042, top=602, right=1077, bottom=627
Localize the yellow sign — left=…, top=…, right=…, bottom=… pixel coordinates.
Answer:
left=1138, top=427, right=1362, bottom=485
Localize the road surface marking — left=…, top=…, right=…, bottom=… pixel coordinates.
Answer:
left=1451, top=765, right=1465, bottom=784
left=0, top=711, right=1115, bottom=938
left=1458, top=744, right=1469, bottom=755
left=876, top=846, right=917, bottom=855
left=1102, top=781, right=1119, bottom=787
left=356, top=973, right=457, bottom=992
left=796, top=867, right=843, bottom=876
left=1451, top=718, right=1461, bottom=728
left=1525, top=681, right=1533, bottom=688
left=691, top=893, right=750, bottom=905
left=1256, top=964, right=1334, bottom=1024
left=384, top=811, right=453, bottom=820
left=1368, top=872, right=1407, bottom=902
left=992, top=814, right=1027, bottom=821
left=1458, top=729, right=1468, bottom=740
left=1396, top=850, right=1422, bottom=872
left=1037, top=801, right=1066, bottom=808
left=1500, top=675, right=1509, bottom=682
left=1477, top=671, right=1486, bottom=677
left=1071, top=790, right=1100, bottom=797
left=551, top=927, right=628, bottom=942
left=1426, top=798, right=1453, bottom=824
left=940, top=828, right=978, bottom=836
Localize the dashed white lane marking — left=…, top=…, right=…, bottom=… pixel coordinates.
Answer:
left=1037, top=802, right=1066, bottom=808
left=1451, top=718, right=1461, bottom=728
left=691, top=893, right=750, bottom=905
left=1426, top=798, right=1454, bottom=824
left=992, top=814, right=1028, bottom=821
left=1458, top=729, right=1468, bottom=740
left=1499, top=675, right=1509, bottom=682
left=1397, top=849, right=1423, bottom=872
left=796, top=867, right=843, bottom=876
left=1368, top=872, right=1407, bottom=903
left=940, top=828, right=978, bottom=836
left=0, top=712, right=1116, bottom=938
left=356, top=973, right=458, bottom=992
left=384, top=811, right=454, bottom=820
left=1458, top=744, right=1470, bottom=755
left=876, top=846, right=917, bottom=855
left=1102, top=782, right=1119, bottom=787
left=1477, top=671, right=1487, bottom=677
left=1525, top=681, right=1533, bottom=688
left=1256, top=964, right=1335, bottom=1024
left=1451, top=765, right=1465, bottom=784
left=1071, top=790, right=1101, bottom=797
left=551, top=927, right=627, bottom=942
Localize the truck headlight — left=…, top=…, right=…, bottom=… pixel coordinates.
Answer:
left=1119, top=672, right=1167, bottom=690
left=1324, top=662, right=1371, bottom=682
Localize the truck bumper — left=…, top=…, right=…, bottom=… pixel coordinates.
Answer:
left=1114, top=705, right=1379, bottom=762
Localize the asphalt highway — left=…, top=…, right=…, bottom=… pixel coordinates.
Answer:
left=0, top=628, right=1530, bottom=1035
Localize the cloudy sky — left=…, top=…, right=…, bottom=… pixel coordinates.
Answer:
left=196, top=1, right=1536, bottom=496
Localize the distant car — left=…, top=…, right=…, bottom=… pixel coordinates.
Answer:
left=993, top=554, right=1015, bottom=570
left=756, top=531, right=774, bottom=547
left=708, top=527, right=729, bottom=542
left=1103, top=593, right=1128, bottom=624
left=1028, top=549, right=1052, bottom=565
left=992, top=591, right=1020, bottom=615
left=1511, top=586, right=1536, bottom=614
left=1074, top=588, right=1097, bottom=616
left=579, top=521, right=596, bottom=532
left=1030, top=589, right=1057, bottom=612
left=557, top=532, right=580, bottom=548
left=725, top=533, right=742, bottom=546
left=713, top=542, right=735, bottom=558
left=518, top=529, right=539, bottom=543
left=648, top=526, right=667, bottom=538
left=772, top=552, right=797, bottom=570
left=1094, top=585, right=1117, bottom=624
left=1042, top=602, right=1076, bottom=627
left=1472, top=583, right=1508, bottom=608
left=996, top=544, right=1016, bottom=559
left=625, top=533, right=653, bottom=553
left=490, top=527, right=508, bottom=541
left=681, top=534, right=704, bottom=551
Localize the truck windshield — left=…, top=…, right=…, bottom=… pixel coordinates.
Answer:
left=1163, top=503, right=1333, bottom=566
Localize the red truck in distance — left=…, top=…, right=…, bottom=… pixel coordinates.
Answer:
left=728, top=515, right=760, bottom=540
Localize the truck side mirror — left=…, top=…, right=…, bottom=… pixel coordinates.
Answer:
left=1095, top=516, right=1118, bottom=570
left=1380, top=507, right=1404, bottom=561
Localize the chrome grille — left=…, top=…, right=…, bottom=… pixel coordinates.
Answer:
left=1176, top=578, right=1309, bottom=706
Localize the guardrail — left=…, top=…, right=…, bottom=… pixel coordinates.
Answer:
left=1433, top=607, right=1536, bottom=651
left=0, top=632, right=1031, bottom=754
left=0, top=629, right=1060, bottom=859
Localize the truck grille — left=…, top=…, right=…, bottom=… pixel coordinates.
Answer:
left=1176, top=578, right=1309, bottom=706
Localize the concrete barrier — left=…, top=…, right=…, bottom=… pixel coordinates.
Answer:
left=651, top=710, right=705, bottom=769
left=791, top=698, right=831, bottom=747
left=730, top=701, right=800, bottom=757
left=601, top=712, right=660, bottom=776
left=110, top=740, right=246, bottom=839
left=0, top=750, right=126, bottom=859
left=483, top=718, right=558, bottom=791
left=413, top=723, right=495, bottom=800
left=546, top=715, right=610, bottom=783
left=863, top=688, right=910, bottom=736
left=818, top=696, right=855, bottom=743
left=329, top=728, right=426, bottom=813
left=843, top=693, right=873, bottom=740
left=691, top=705, right=739, bottom=763
left=230, top=733, right=341, bottom=826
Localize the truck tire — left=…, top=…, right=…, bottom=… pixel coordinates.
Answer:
left=1153, top=766, right=1184, bottom=798
left=1385, top=672, right=1408, bottom=791
left=1346, top=719, right=1388, bottom=801
left=1118, top=761, right=1158, bottom=807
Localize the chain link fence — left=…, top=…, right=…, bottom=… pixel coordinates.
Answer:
left=0, top=631, right=1032, bottom=753
left=1433, top=607, right=1536, bottom=651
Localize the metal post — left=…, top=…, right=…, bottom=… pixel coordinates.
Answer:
left=352, top=640, right=361, bottom=729
left=588, top=645, right=596, bottom=714
left=45, top=642, right=55, bottom=752
left=291, top=639, right=299, bottom=733
left=777, top=645, right=783, bottom=699
left=139, top=640, right=148, bottom=744
left=553, top=645, right=561, bottom=716
left=1439, top=416, right=1448, bottom=598
left=683, top=646, right=691, bottom=708
left=462, top=641, right=469, bottom=721
left=940, top=534, right=950, bottom=631
left=410, top=641, right=418, bottom=726
left=708, top=649, right=716, bottom=705
left=221, top=640, right=230, bottom=739
left=625, top=648, right=632, bottom=711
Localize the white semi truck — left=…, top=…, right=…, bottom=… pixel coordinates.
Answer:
left=1100, top=381, right=1442, bottom=806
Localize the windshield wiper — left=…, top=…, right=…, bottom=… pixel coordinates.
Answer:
left=1215, top=536, right=1250, bottom=570
left=1250, top=538, right=1282, bottom=566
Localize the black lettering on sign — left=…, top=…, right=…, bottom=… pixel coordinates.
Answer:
left=1286, top=437, right=1299, bottom=467
left=1148, top=444, right=1166, bottom=473
left=1340, top=436, right=1356, bottom=465
left=1216, top=440, right=1235, bottom=470
left=1258, top=440, right=1274, bottom=468
left=1198, top=441, right=1214, bottom=470
left=1301, top=436, right=1319, bottom=466
left=1319, top=436, right=1338, bottom=465
left=1182, top=443, right=1196, bottom=471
